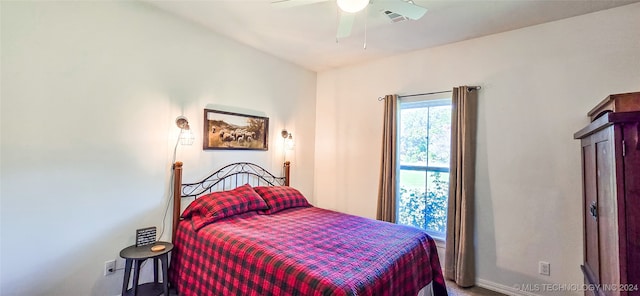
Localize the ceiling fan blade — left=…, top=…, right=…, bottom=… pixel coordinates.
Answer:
left=336, top=12, right=356, bottom=39
left=271, top=0, right=330, bottom=9
left=374, top=0, right=427, bottom=20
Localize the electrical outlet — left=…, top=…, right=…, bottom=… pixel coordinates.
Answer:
left=539, top=261, right=550, bottom=276
left=104, top=260, right=116, bottom=276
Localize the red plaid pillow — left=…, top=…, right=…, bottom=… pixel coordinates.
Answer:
left=252, top=186, right=311, bottom=214
left=182, top=184, right=268, bottom=230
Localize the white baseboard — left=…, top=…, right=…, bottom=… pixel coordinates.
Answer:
left=476, top=279, right=541, bottom=296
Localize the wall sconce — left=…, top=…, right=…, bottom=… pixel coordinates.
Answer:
left=176, top=116, right=195, bottom=145
left=281, top=129, right=295, bottom=150
left=286, top=134, right=294, bottom=150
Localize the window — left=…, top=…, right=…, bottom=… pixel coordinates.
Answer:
left=396, top=97, right=451, bottom=240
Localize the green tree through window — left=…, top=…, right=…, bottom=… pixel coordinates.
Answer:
left=397, top=98, right=451, bottom=239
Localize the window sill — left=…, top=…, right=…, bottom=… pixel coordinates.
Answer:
left=429, top=234, right=446, bottom=248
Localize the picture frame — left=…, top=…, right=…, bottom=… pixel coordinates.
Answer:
left=203, top=109, right=269, bottom=150
left=135, top=226, right=156, bottom=247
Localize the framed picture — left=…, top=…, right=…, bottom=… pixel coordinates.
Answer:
left=203, top=109, right=269, bottom=150
left=135, top=227, right=157, bottom=247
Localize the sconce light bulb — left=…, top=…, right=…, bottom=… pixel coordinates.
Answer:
left=286, top=134, right=295, bottom=150
left=179, top=128, right=195, bottom=145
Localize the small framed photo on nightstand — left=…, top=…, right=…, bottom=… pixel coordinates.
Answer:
left=135, top=227, right=156, bottom=247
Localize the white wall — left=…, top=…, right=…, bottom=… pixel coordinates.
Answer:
left=0, top=2, right=316, bottom=295
left=315, top=3, right=640, bottom=295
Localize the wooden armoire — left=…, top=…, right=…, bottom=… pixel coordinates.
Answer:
left=574, top=92, right=640, bottom=296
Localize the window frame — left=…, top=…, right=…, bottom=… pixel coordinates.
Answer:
left=396, top=96, right=451, bottom=241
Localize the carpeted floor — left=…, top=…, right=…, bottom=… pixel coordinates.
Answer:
left=446, top=280, right=507, bottom=296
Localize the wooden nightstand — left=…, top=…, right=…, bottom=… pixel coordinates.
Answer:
left=119, top=241, right=173, bottom=296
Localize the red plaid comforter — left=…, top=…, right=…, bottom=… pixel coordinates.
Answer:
left=169, top=207, right=448, bottom=296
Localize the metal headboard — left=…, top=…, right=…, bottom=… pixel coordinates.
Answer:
left=172, top=161, right=290, bottom=242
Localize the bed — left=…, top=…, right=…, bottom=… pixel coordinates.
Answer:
left=168, top=161, right=448, bottom=296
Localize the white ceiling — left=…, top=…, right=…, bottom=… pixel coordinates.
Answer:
left=146, top=0, right=640, bottom=72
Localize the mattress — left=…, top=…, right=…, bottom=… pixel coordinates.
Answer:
left=169, top=206, right=447, bottom=296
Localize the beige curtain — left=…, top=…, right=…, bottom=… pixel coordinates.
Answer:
left=376, top=94, right=398, bottom=223
left=445, top=86, right=478, bottom=287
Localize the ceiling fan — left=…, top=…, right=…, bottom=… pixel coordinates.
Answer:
left=271, top=0, right=428, bottom=40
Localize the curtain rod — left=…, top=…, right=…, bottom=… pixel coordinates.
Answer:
left=400, top=90, right=451, bottom=98
left=377, top=86, right=481, bottom=101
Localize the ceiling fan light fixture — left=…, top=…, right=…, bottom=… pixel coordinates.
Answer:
left=337, top=0, right=369, bottom=13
